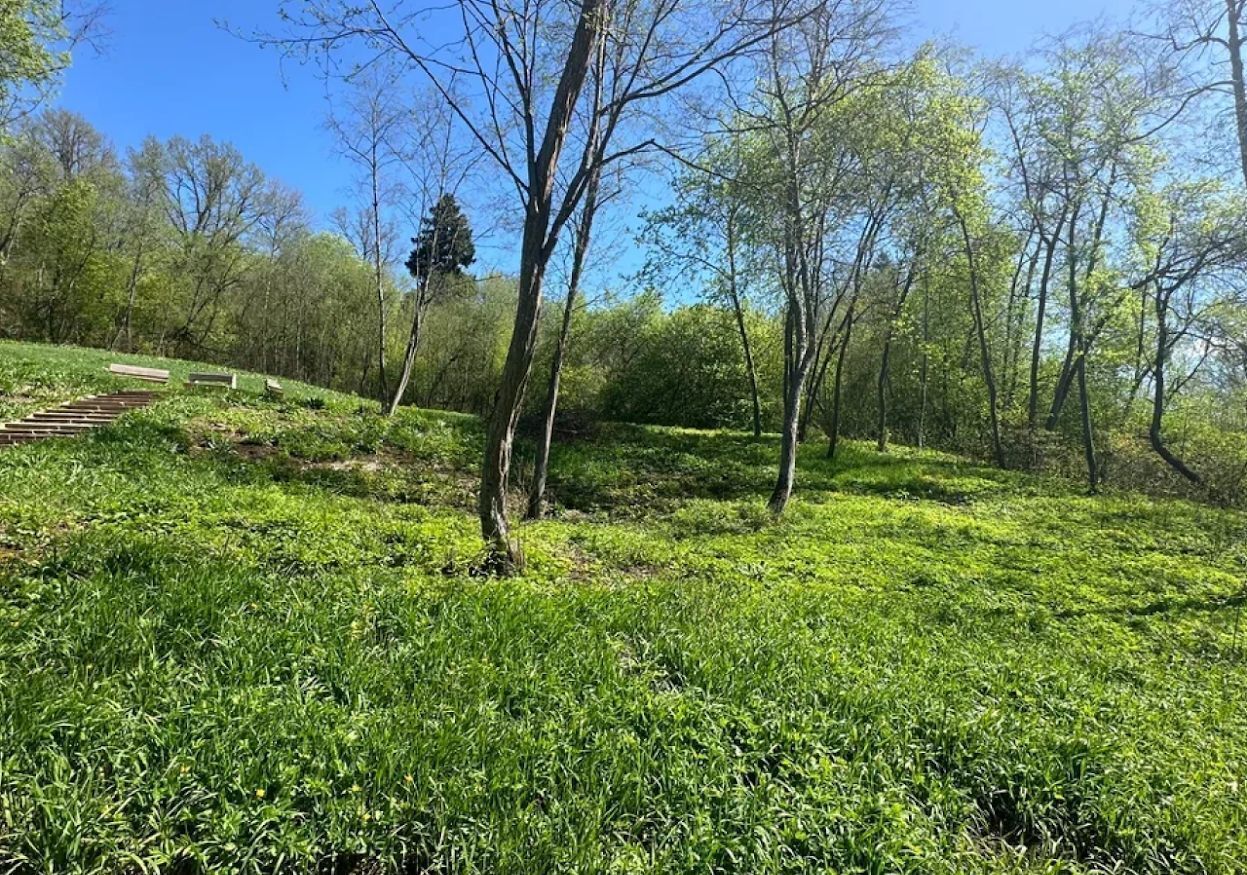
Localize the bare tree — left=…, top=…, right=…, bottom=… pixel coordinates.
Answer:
left=327, top=67, right=409, bottom=408
left=270, top=0, right=810, bottom=570
left=1150, top=0, right=1247, bottom=186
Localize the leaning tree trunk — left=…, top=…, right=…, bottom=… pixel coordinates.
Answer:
left=526, top=287, right=576, bottom=521
left=388, top=285, right=427, bottom=417
left=1149, top=289, right=1205, bottom=487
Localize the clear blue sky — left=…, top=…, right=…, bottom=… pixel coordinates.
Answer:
left=55, top=0, right=1139, bottom=269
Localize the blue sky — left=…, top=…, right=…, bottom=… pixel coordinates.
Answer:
left=56, top=0, right=1139, bottom=275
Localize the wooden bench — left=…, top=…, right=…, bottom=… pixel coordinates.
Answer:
left=265, top=379, right=284, bottom=397
left=185, top=372, right=237, bottom=390
left=106, top=363, right=170, bottom=383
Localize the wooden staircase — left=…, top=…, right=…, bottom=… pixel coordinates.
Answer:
left=0, top=391, right=159, bottom=448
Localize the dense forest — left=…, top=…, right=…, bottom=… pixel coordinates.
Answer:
left=2, top=1, right=1247, bottom=537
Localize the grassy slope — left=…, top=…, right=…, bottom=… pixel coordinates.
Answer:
left=0, top=340, right=1245, bottom=874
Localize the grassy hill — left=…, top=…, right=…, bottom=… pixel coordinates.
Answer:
left=0, top=340, right=1245, bottom=874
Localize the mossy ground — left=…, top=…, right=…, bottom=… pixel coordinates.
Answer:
left=1, top=341, right=1244, bottom=874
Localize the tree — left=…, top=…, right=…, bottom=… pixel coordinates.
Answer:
left=110, top=138, right=166, bottom=352
left=644, top=145, right=765, bottom=440
left=161, top=136, right=279, bottom=354
left=724, top=0, right=896, bottom=513
left=389, top=192, right=476, bottom=416
left=272, top=0, right=812, bottom=570
left=327, top=68, right=409, bottom=408
left=1130, top=180, right=1247, bottom=491
left=0, top=1, right=105, bottom=134
left=1151, top=0, right=1247, bottom=187
left=526, top=164, right=607, bottom=519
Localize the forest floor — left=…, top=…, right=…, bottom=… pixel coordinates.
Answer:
left=0, top=339, right=1245, bottom=874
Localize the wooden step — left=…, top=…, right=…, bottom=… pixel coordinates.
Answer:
left=27, top=412, right=118, bottom=422
left=1, top=426, right=92, bottom=436
left=0, top=390, right=161, bottom=450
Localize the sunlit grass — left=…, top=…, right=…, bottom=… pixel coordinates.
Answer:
left=1, top=340, right=1245, bottom=873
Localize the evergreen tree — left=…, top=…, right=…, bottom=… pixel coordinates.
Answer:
left=388, top=193, right=476, bottom=415
left=404, top=193, right=475, bottom=286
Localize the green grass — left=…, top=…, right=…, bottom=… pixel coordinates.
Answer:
left=1, top=340, right=1245, bottom=874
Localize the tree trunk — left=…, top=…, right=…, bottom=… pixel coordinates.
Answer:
left=527, top=164, right=601, bottom=520
left=1048, top=198, right=1101, bottom=491
left=875, top=333, right=894, bottom=454
left=1004, top=236, right=1038, bottom=410
left=876, top=261, right=917, bottom=453
left=1076, top=354, right=1098, bottom=492
left=111, top=241, right=145, bottom=352
left=724, top=212, right=762, bottom=439
left=388, top=287, right=426, bottom=416
left=918, top=274, right=929, bottom=449
left=1227, top=0, right=1247, bottom=187
left=372, top=155, right=390, bottom=409
left=1149, top=289, right=1205, bottom=487
left=782, top=305, right=793, bottom=411
left=827, top=301, right=855, bottom=460
left=480, top=223, right=547, bottom=568
left=1028, top=225, right=1061, bottom=428
left=478, top=0, right=603, bottom=570
left=957, top=209, right=1005, bottom=468
left=1049, top=171, right=1113, bottom=429
left=526, top=288, right=575, bottom=521
left=769, top=350, right=812, bottom=514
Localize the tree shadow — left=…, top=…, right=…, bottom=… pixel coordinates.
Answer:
left=538, top=422, right=1017, bottom=514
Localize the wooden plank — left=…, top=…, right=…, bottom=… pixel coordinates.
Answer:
left=27, top=413, right=116, bottom=422
left=107, top=363, right=170, bottom=383
left=186, top=372, right=237, bottom=389
left=265, top=378, right=284, bottom=396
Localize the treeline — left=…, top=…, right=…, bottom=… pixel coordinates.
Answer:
left=2, top=93, right=1246, bottom=505
left=4, top=0, right=1247, bottom=531
left=0, top=111, right=777, bottom=422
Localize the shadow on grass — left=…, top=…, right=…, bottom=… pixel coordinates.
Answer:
left=538, top=422, right=1019, bottom=514
left=1054, top=590, right=1247, bottom=621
